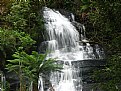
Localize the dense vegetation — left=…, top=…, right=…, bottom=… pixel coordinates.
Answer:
left=0, top=0, right=121, bottom=91
left=0, top=0, right=61, bottom=90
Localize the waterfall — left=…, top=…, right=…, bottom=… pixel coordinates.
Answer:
left=38, top=7, right=105, bottom=91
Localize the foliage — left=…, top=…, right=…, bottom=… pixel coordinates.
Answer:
left=5, top=0, right=45, bottom=41
left=6, top=51, right=62, bottom=90
left=0, top=0, right=42, bottom=72
left=82, top=1, right=121, bottom=52
left=92, top=55, right=121, bottom=91
left=79, top=1, right=121, bottom=90
left=0, top=28, right=35, bottom=59
left=0, top=28, right=35, bottom=89
left=37, top=0, right=81, bottom=12
left=0, top=0, right=43, bottom=73
left=0, top=0, right=62, bottom=90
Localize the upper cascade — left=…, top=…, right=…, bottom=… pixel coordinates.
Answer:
left=43, top=7, right=79, bottom=50
left=42, top=7, right=105, bottom=61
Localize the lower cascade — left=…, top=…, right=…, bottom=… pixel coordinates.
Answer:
left=38, top=7, right=105, bottom=91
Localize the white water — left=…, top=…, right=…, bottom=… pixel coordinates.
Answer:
left=38, top=7, right=104, bottom=91
left=43, top=7, right=84, bottom=61
left=38, top=75, right=44, bottom=91
left=0, top=71, right=6, bottom=91
left=49, top=61, right=83, bottom=91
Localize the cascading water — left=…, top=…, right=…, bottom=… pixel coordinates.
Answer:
left=38, top=7, right=105, bottom=91
left=43, top=7, right=81, bottom=61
